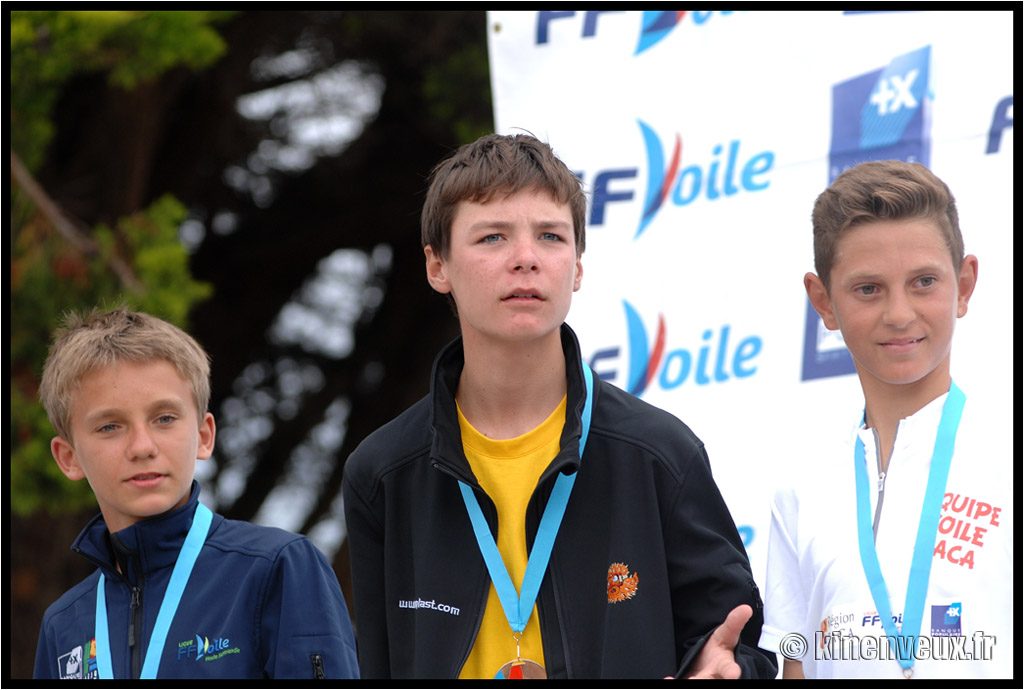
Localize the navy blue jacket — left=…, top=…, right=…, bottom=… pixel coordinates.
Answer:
left=34, top=483, right=359, bottom=679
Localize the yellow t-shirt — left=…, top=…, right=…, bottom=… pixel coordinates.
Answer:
left=456, top=397, right=566, bottom=679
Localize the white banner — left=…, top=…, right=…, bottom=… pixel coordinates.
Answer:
left=488, top=10, right=1014, bottom=590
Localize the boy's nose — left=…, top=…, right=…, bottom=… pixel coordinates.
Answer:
left=883, top=289, right=917, bottom=328
left=126, top=427, right=158, bottom=460
left=510, top=237, right=539, bottom=272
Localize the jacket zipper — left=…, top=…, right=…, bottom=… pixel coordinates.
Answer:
left=432, top=462, right=500, bottom=676
left=310, top=653, right=325, bottom=679
left=73, top=545, right=144, bottom=678
left=129, top=584, right=143, bottom=678
left=527, top=475, right=574, bottom=679
left=108, top=535, right=145, bottom=679
left=749, top=579, right=763, bottom=612
left=870, top=427, right=897, bottom=541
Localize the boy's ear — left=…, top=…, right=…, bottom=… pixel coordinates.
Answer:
left=804, top=272, right=840, bottom=330
left=956, top=254, right=979, bottom=318
left=197, top=413, right=216, bottom=461
left=51, top=437, right=86, bottom=481
left=424, top=245, right=452, bottom=295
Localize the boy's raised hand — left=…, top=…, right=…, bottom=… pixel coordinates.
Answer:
left=683, top=604, right=752, bottom=679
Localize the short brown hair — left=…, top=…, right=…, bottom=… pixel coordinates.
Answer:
left=39, top=307, right=211, bottom=441
left=420, top=133, right=587, bottom=259
left=811, top=160, right=963, bottom=291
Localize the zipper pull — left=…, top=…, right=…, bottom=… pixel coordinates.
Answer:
left=877, top=471, right=886, bottom=492
left=128, top=587, right=141, bottom=648
left=310, top=653, right=326, bottom=679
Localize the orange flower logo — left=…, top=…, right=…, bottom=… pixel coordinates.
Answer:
left=607, top=562, right=639, bottom=603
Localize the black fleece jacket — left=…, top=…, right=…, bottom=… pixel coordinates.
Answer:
left=343, top=324, right=777, bottom=679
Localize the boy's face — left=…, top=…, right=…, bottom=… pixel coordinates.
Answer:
left=425, top=188, right=583, bottom=348
left=51, top=359, right=215, bottom=533
left=806, top=219, right=977, bottom=396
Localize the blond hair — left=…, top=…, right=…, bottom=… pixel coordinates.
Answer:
left=39, top=307, right=211, bottom=441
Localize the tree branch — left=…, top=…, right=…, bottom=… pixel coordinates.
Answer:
left=11, top=150, right=143, bottom=292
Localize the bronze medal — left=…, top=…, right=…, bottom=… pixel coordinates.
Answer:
left=496, top=632, right=545, bottom=679
left=497, top=659, right=546, bottom=679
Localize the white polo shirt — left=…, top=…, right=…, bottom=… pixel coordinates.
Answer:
left=759, top=392, right=1013, bottom=679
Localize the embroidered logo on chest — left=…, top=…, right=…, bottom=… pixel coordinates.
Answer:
left=607, top=562, right=639, bottom=603
left=176, top=633, right=240, bottom=664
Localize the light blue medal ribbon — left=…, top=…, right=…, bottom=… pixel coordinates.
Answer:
left=458, top=363, right=594, bottom=678
left=95, top=502, right=213, bottom=679
left=853, top=382, right=965, bottom=678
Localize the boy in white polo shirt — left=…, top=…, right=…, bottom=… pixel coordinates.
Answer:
left=759, top=160, right=1012, bottom=679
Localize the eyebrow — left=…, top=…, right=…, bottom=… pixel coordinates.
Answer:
left=82, top=398, right=187, bottom=425
left=467, top=218, right=572, bottom=232
left=534, top=219, right=573, bottom=230
left=467, top=220, right=512, bottom=232
left=843, top=262, right=948, bottom=283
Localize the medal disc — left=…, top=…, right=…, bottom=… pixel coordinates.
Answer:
left=497, top=659, right=546, bottom=679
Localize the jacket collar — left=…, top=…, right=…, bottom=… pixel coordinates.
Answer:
left=72, top=481, right=208, bottom=586
left=428, top=323, right=592, bottom=488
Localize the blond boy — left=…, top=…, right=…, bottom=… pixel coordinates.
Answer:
left=33, top=308, right=359, bottom=679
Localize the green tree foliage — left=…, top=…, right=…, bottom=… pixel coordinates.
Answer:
left=10, top=9, right=235, bottom=168
left=10, top=10, right=230, bottom=515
